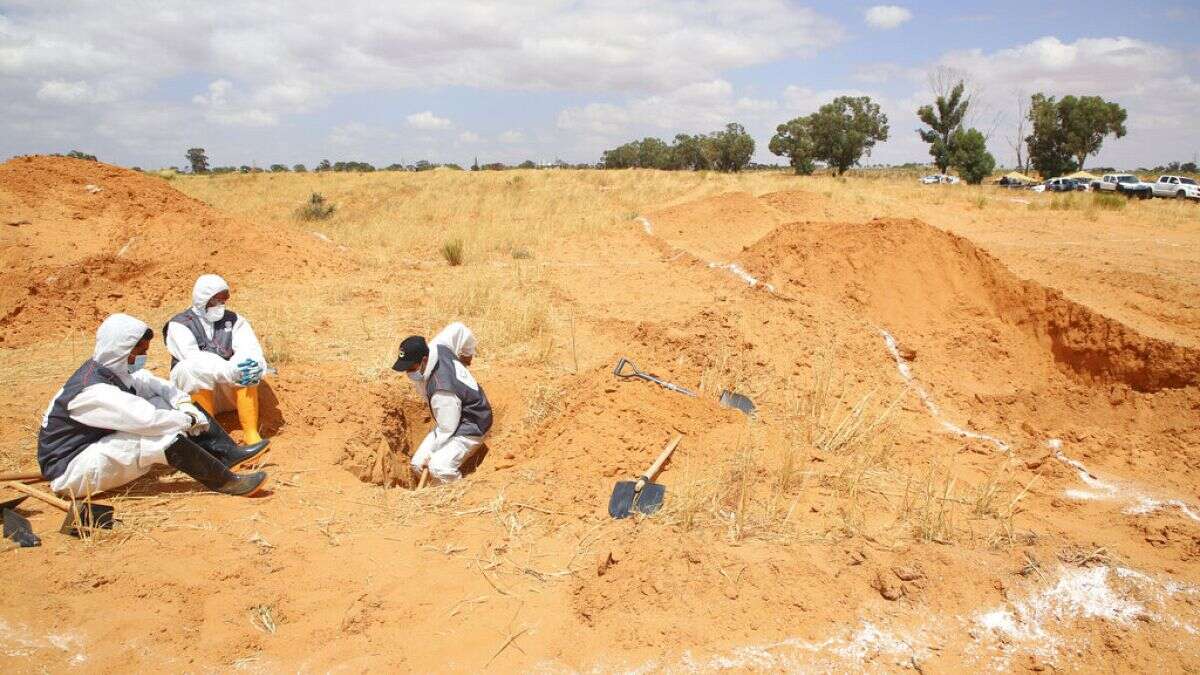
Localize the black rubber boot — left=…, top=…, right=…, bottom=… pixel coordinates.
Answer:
left=190, top=411, right=270, bottom=470
left=164, top=436, right=269, bottom=496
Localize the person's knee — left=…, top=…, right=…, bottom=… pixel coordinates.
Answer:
left=428, top=455, right=462, bottom=483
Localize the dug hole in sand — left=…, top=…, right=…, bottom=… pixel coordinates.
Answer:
left=2, top=157, right=1199, bottom=672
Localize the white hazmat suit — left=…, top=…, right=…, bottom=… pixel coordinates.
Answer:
left=41, top=314, right=195, bottom=497
left=410, top=322, right=483, bottom=483
left=166, top=274, right=268, bottom=413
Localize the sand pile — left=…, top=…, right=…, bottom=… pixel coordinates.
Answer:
left=0, top=155, right=344, bottom=346
left=739, top=218, right=1200, bottom=392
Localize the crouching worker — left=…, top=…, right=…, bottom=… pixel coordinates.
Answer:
left=392, top=326, right=492, bottom=484
left=37, top=314, right=269, bottom=498
left=166, top=274, right=269, bottom=445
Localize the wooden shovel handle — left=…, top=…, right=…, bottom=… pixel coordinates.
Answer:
left=636, top=434, right=682, bottom=490
left=0, top=471, right=44, bottom=482
left=417, top=468, right=429, bottom=490
left=2, top=481, right=70, bottom=512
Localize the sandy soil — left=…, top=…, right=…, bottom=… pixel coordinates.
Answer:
left=1, top=157, right=1199, bottom=673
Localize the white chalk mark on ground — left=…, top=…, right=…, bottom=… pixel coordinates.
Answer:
left=0, top=618, right=87, bottom=665
left=1047, top=439, right=1200, bottom=523
left=635, top=216, right=775, bottom=292
left=635, top=216, right=653, bottom=235
left=879, top=328, right=1011, bottom=452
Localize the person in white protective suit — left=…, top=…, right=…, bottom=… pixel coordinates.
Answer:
left=391, top=323, right=491, bottom=484
left=37, top=314, right=269, bottom=498
left=165, top=274, right=269, bottom=445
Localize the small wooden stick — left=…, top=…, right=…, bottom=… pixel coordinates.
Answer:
left=417, top=468, right=430, bottom=490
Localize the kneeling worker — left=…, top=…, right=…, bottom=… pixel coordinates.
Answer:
left=392, top=325, right=492, bottom=484
left=166, top=274, right=269, bottom=445
left=38, top=314, right=269, bottom=498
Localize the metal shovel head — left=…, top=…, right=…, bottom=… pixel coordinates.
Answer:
left=58, top=502, right=115, bottom=537
left=0, top=495, right=28, bottom=512
left=3, top=508, right=40, bottom=548
left=608, top=481, right=667, bottom=519
left=719, top=390, right=756, bottom=416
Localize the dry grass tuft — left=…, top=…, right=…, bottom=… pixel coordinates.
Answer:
left=441, top=238, right=465, bottom=266
left=295, top=192, right=336, bottom=221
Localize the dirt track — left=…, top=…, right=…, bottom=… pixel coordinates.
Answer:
left=2, top=157, right=1199, bottom=672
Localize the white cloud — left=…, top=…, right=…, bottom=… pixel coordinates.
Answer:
left=35, top=80, right=115, bottom=105
left=191, top=79, right=278, bottom=126
left=865, top=6, right=913, bottom=30
left=457, top=131, right=481, bottom=143
left=406, top=111, right=452, bottom=130
left=498, top=130, right=525, bottom=144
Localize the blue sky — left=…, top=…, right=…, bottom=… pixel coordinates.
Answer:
left=2, top=1, right=1197, bottom=170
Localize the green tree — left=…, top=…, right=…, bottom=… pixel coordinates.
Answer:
left=1025, top=94, right=1076, bottom=178
left=602, top=142, right=640, bottom=169
left=518, top=160, right=537, bottom=169
left=707, top=123, right=755, bottom=172
left=636, top=137, right=672, bottom=169
left=316, top=159, right=332, bottom=172
left=670, top=134, right=709, bottom=170
left=269, top=164, right=288, bottom=172
left=1058, top=95, right=1127, bottom=170
left=949, top=128, right=996, bottom=184
left=768, top=117, right=816, bottom=175
left=292, top=164, right=307, bottom=172
left=186, top=148, right=209, bottom=174
left=916, top=81, right=969, bottom=173
left=807, top=96, right=889, bottom=175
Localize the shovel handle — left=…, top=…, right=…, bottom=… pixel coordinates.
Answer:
left=0, top=471, right=44, bottom=482
left=2, top=481, right=70, bottom=512
left=636, top=435, right=682, bottom=490
left=417, top=468, right=429, bottom=490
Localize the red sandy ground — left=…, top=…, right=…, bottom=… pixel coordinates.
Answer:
left=1, top=157, right=1199, bottom=672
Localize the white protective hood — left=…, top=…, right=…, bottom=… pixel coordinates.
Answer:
left=191, top=274, right=230, bottom=318
left=92, top=313, right=150, bottom=372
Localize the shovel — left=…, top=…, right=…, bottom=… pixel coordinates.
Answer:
left=0, top=470, right=44, bottom=482
left=2, top=482, right=115, bottom=536
left=609, top=434, right=682, bottom=519
left=3, top=508, right=41, bottom=550
left=612, top=358, right=756, bottom=416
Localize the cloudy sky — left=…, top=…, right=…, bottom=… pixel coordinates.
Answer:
left=2, top=1, right=1198, bottom=170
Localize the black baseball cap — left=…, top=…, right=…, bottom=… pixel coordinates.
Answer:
left=391, top=335, right=429, bottom=372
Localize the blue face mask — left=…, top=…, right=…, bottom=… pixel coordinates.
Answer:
left=128, top=354, right=147, bottom=374
left=406, top=371, right=423, bottom=383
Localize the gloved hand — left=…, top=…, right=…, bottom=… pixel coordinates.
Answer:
left=178, top=403, right=210, bottom=436
left=235, top=358, right=264, bottom=386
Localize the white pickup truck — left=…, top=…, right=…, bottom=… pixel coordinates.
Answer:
left=1151, top=175, right=1200, bottom=201
left=1092, top=173, right=1153, bottom=198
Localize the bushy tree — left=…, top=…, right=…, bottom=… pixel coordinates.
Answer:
left=949, top=128, right=996, bottom=184
left=671, top=134, right=710, bottom=170
left=1025, top=94, right=1075, bottom=178
left=518, top=159, right=537, bottom=169
left=293, top=164, right=307, bottom=172
left=269, top=164, right=288, bottom=172
left=316, top=159, right=332, bottom=172
left=768, top=117, right=816, bottom=175
left=706, top=123, right=755, bottom=172
left=806, top=96, right=889, bottom=175
left=917, top=81, right=969, bottom=173
left=186, top=148, right=209, bottom=174
left=1058, top=95, right=1126, bottom=170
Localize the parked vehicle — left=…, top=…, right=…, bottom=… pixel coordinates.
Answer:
left=919, top=174, right=960, bottom=185
left=1040, top=177, right=1086, bottom=193
left=1151, top=175, right=1200, bottom=201
left=1092, top=173, right=1153, bottom=198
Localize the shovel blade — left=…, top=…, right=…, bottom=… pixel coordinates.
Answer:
left=0, top=495, right=28, bottom=512
left=3, top=508, right=40, bottom=548
left=632, top=482, right=666, bottom=516
left=719, top=390, right=756, bottom=416
left=608, top=481, right=637, bottom=519
left=59, top=503, right=115, bottom=537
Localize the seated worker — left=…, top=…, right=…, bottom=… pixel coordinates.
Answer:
left=37, top=314, right=269, bottom=498
left=392, top=323, right=491, bottom=484
left=165, top=274, right=269, bottom=446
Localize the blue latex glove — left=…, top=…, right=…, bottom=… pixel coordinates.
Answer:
left=236, top=358, right=264, bottom=386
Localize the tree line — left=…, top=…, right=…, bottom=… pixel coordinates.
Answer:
left=599, top=84, right=1132, bottom=183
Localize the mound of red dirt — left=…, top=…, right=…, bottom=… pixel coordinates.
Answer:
left=739, top=218, right=1200, bottom=392
left=0, top=155, right=346, bottom=346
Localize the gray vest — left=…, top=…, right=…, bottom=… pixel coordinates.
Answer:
left=424, top=345, right=492, bottom=438
left=37, top=360, right=133, bottom=481
left=165, top=309, right=238, bottom=368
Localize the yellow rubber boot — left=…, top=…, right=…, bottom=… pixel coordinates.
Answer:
left=191, top=389, right=217, bottom=416
left=236, top=385, right=263, bottom=444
